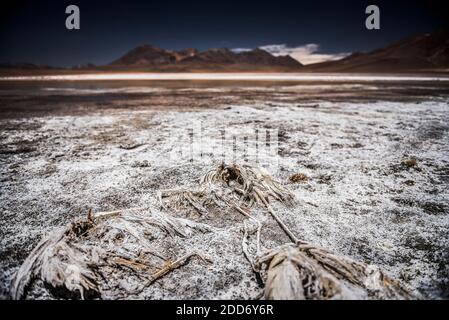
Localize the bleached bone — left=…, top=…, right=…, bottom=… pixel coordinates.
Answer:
left=134, top=252, right=212, bottom=294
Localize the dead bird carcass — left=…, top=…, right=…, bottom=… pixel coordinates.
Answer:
left=11, top=163, right=414, bottom=300
left=10, top=208, right=213, bottom=300
left=161, top=163, right=414, bottom=300
left=253, top=243, right=412, bottom=300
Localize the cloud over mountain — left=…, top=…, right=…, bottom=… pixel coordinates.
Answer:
left=257, top=44, right=350, bottom=65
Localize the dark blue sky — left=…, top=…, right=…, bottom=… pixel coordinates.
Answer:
left=0, top=0, right=447, bottom=66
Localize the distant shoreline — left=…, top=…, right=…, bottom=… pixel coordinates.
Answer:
left=1, top=72, right=449, bottom=82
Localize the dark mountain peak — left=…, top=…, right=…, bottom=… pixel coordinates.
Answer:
left=178, top=48, right=198, bottom=57
left=306, top=29, right=449, bottom=72
left=171, top=48, right=199, bottom=62
left=125, top=44, right=166, bottom=56
left=208, top=48, right=232, bottom=53
left=244, top=48, right=273, bottom=58
left=110, top=44, right=174, bottom=66
left=275, top=55, right=303, bottom=67
left=187, top=48, right=238, bottom=64
left=252, top=48, right=271, bottom=54
left=237, top=49, right=302, bottom=67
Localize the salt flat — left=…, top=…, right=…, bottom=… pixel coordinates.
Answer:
left=0, top=80, right=448, bottom=299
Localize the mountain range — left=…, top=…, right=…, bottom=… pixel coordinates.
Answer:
left=304, top=29, right=449, bottom=72
left=1, top=29, right=448, bottom=74
left=108, top=46, right=302, bottom=71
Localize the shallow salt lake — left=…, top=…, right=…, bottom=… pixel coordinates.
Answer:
left=1, top=72, right=449, bottom=82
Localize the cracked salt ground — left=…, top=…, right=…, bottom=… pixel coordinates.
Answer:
left=1, top=95, right=449, bottom=299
